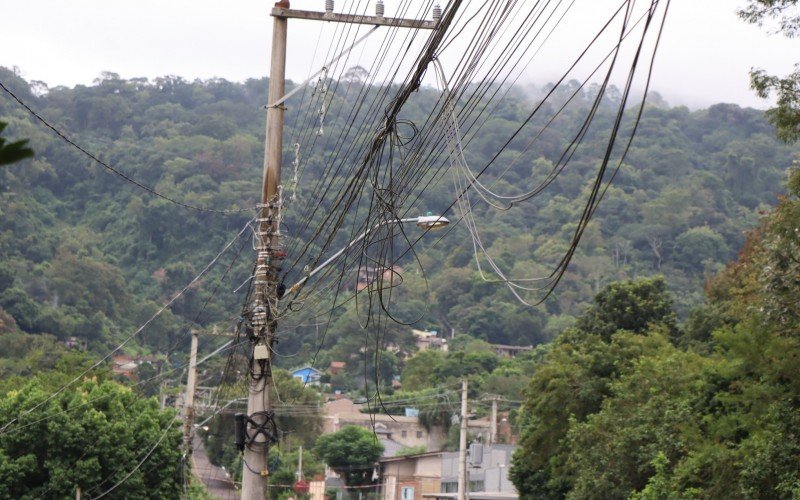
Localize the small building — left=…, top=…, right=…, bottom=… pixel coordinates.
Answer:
left=112, top=354, right=139, bottom=379
left=63, top=336, right=87, bottom=351
left=380, top=445, right=519, bottom=500
left=380, top=451, right=444, bottom=500
left=355, top=265, right=404, bottom=291
left=489, top=344, right=532, bottom=359
left=324, top=398, right=446, bottom=453
left=292, top=366, right=322, bottom=385
left=328, top=361, right=346, bottom=375
left=431, top=445, right=518, bottom=499
left=412, top=330, right=448, bottom=352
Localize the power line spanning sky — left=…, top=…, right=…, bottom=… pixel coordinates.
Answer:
left=2, top=0, right=796, bottom=109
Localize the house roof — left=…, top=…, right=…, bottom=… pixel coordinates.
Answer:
left=379, top=437, right=406, bottom=458
left=422, top=493, right=518, bottom=499
left=292, top=366, right=321, bottom=374
left=379, top=450, right=444, bottom=463
left=489, top=344, right=533, bottom=350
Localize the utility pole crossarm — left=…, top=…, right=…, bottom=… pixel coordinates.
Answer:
left=271, top=7, right=438, bottom=29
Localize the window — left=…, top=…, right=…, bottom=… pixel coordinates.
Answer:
left=401, top=486, right=415, bottom=499
left=469, top=480, right=485, bottom=492
left=401, top=430, right=407, bottom=438
left=416, top=431, right=423, bottom=438
left=442, top=482, right=458, bottom=493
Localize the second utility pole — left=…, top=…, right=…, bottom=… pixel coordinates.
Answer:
left=458, top=379, right=468, bottom=500
left=183, top=329, right=199, bottom=462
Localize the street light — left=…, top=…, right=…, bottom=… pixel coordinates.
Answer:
left=415, top=213, right=450, bottom=230
left=287, top=214, right=449, bottom=295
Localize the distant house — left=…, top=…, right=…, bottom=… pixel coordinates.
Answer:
left=323, top=398, right=446, bottom=454
left=380, top=451, right=444, bottom=500
left=292, top=366, right=322, bottom=385
left=412, top=330, right=448, bottom=352
left=328, top=361, right=346, bottom=375
left=354, top=265, right=404, bottom=291
left=430, top=445, right=519, bottom=499
left=63, top=336, right=87, bottom=351
left=489, top=344, right=532, bottom=359
left=112, top=355, right=140, bottom=380
left=112, top=354, right=159, bottom=381
left=380, top=445, right=520, bottom=499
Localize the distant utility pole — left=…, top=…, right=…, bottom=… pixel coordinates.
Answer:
left=489, top=395, right=499, bottom=445
left=183, top=330, right=199, bottom=461
left=240, top=2, right=439, bottom=499
left=458, top=379, right=468, bottom=500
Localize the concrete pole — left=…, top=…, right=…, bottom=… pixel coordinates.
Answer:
left=458, top=379, right=468, bottom=500
left=490, top=397, right=498, bottom=446
left=183, top=329, right=199, bottom=459
left=242, top=2, right=288, bottom=498
left=298, top=445, right=303, bottom=479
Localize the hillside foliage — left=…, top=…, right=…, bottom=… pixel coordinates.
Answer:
left=0, top=67, right=796, bottom=392
left=510, top=169, right=800, bottom=498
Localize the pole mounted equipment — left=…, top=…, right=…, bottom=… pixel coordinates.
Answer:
left=240, top=2, right=440, bottom=498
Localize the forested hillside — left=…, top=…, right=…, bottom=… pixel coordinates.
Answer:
left=0, top=66, right=797, bottom=381
left=510, top=168, right=800, bottom=498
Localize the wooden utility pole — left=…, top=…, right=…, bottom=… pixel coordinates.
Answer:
left=183, top=330, right=199, bottom=460
left=458, top=379, right=468, bottom=500
left=241, top=2, right=439, bottom=499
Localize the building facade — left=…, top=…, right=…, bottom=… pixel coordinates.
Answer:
left=324, top=398, right=446, bottom=454
left=380, top=452, right=444, bottom=500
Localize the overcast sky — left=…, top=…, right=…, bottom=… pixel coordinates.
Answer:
left=2, top=0, right=796, bottom=109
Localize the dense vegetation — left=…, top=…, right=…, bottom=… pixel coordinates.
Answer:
left=510, top=170, right=800, bottom=498
left=1, top=66, right=796, bottom=388
left=315, top=426, right=384, bottom=488
left=0, top=3, right=795, bottom=497
left=1, top=60, right=799, bottom=496
left=0, top=368, right=182, bottom=498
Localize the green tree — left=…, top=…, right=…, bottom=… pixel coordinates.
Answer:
left=271, top=369, right=323, bottom=447
left=511, top=170, right=800, bottom=499
left=673, top=226, right=730, bottom=272
left=0, top=121, right=34, bottom=166
left=265, top=447, right=324, bottom=500
left=0, top=378, right=182, bottom=499
left=0, top=288, right=38, bottom=331
left=564, top=336, right=706, bottom=499
left=509, top=329, right=667, bottom=498
left=739, top=0, right=800, bottom=142
left=575, top=276, right=677, bottom=341
left=314, top=426, right=383, bottom=491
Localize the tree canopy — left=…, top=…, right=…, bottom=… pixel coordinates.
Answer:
left=0, top=121, right=33, bottom=166
left=510, top=168, right=800, bottom=498
left=0, top=377, right=182, bottom=499
left=314, top=425, right=384, bottom=488
left=0, top=67, right=796, bottom=378
left=739, top=0, right=800, bottom=142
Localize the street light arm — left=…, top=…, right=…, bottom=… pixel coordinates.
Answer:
left=287, top=217, right=419, bottom=295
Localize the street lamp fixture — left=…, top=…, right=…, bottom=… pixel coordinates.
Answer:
left=415, top=213, right=450, bottom=231
left=287, top=213, right=449, bottom=295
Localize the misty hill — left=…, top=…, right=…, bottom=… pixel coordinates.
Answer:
left=0, top=67, right=797, bottom=380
